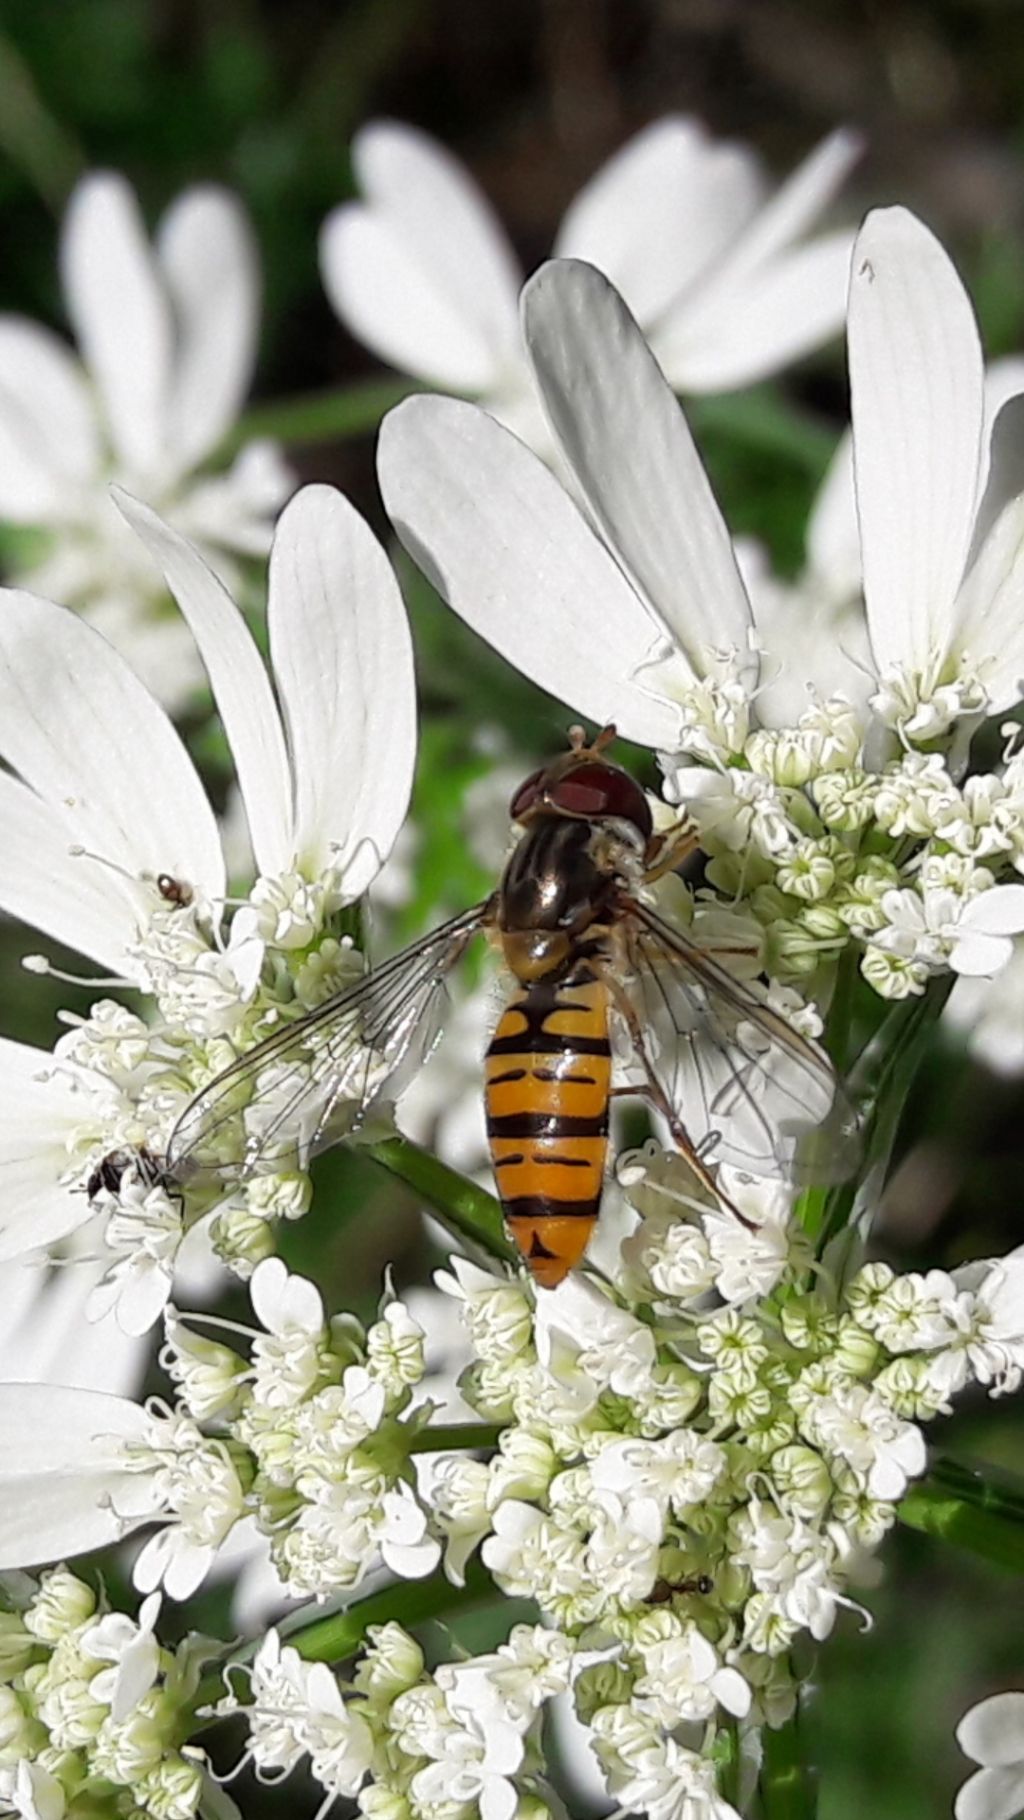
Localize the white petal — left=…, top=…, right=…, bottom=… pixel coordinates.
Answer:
left=60, top=172, right=172, bottom=479
left=0, top=1037, right=93, bottom=1260
left=971, top=395, right=1024, bottom=566
left=0, top=587, right=225, bottom=913
left=523, top=259, right=754, bottom=676
left=849, top=207, right=985, bottom=681
left=268, top=484, right=416, bottom=889
left=114, top=490, right=293, bottom=876
left=157, top=186, right=260, bottom=470
left=718, top=127, right=862, bottom=278
left=320, top=120, right=520, bottom=393
left=0, top=768, right=150, bottom=976
left=712, top=1665, right=752, bottom=1718
left=250, top=1256, right=324, bottom=1335
left=0, top=1256, right=145, bottom=1396
left=955, top=1765, right=1024, bottom=1820
left=0, top=318, right=99, bottom=520
left=959, top=887, right=1024, bottom=937
left=0, top=1384, right=151, bottom=1568
left=958, top=1692, right=1024, bottom=1768
left=378, top=394, right=682, bottom=747
left=553, top=115, right=762, bottom=326
left=956, top=492, right=1024, bottom=712
left=658, top=230, right=853, bottom=393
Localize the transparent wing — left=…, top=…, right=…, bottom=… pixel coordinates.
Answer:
left=166, top=905, right=487, bottom=1185
left=620, top=898, right=859, bottom=1186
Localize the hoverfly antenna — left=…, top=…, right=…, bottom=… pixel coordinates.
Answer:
left=594, top=723, right=617, bottom=751
left=567, top=724, right=587, bottom=751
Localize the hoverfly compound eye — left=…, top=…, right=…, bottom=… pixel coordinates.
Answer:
left=549, top=762, right=653, bottom=836
left=509, top=768, right=545, bottom=821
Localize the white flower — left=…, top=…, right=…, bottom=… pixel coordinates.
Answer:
left=849, top=207, right=1024, bottom=739
left=80, top=1591, right=162, bottom=1722
left=703, top=1172, right=796, bottom=1304
left=0, top=1385, right=247, bottom=1599
left=592, top=1706, right=742, bottom=1820
left=0, top=1762, right=65, bottom=1820
left=591, top=1429, right=727, bottom=1515
left=955, top=1690, right=1024, bottom=1820
left=379, top=257, right=759, bottom=748
left=249, top=1256, right=331, bottom=1410
left=0, top=171, right=292, bottom=709
left=632, top=1612, right=751, bottom=1727
left=322, top=116, right=859, bottom=446
left=800, top=1378, right=926, bottom=1499
left=0, top=482, right=415, bottom=1320
left=404, top=1661, right=528, bottom=1820
left=244, top=1629, right=374, bottom=1794
left=532, top=1275, right=656, bottom=1412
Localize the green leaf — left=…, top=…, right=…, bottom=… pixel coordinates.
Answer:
left=367, top=1133, right=516, bottom=1268
left=219, top=376, right=428, bottom=453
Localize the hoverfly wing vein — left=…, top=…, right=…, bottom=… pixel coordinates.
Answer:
left=620, top=898, right=858, bottom=1186
left=166, top=905, right=487, bottom=1184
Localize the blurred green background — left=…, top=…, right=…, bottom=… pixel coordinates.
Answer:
left=1, top=2, right=1023, bottom=1814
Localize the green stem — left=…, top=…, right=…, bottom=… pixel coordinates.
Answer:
left=408, top=1422, right=503, bottom=1454
left=759, top=1707, right=818, bottom=1820
left=899, top=1453, right=1024, bottom=1573
left=367, top=1133, right=516, bottom=1267
left=221, top=376, right=428, bottom=454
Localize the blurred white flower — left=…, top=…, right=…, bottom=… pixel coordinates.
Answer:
left=0, top=172, right=293, bottom=708
left=322, top=116, right=860, bottom=454
left=956, top=1690, right=1024, bottom=1820
left=947, top=940, right=1024, bottom=1074
left=379, top=256, right=757, bottom=748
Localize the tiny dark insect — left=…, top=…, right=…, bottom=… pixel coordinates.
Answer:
left=165, top=727, right=857, bottom=1285
left=86, top=1145, right=172, bottom=1204
left=648, top=1574, right=715, bottom=1603
left=157, top=873, right=194, bottom=908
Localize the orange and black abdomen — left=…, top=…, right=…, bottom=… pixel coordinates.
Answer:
left=485, top=967, right=611, bottom=1287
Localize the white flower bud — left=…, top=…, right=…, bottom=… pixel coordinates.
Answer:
left=212, top=1204, right=277, bottom=1272
left=135, top=1753, right=204, bottom=1820
left=780, top=1295, right=839, bottom=1354
left=861, top=945, right=928, bottom=999
left=768, top=1444, right=832, bottom=1518
left=775, top=841, right=836, bottom=903
left=25, top=1570, right=96, bottom=1643
left=161, top=1313, right=247, bottom=1422
left=0, top=1613, right=35, bottom=1683
left=812, top=769, right=877, bottom=831
left=352, top=1622, right=424, bottom=1706
left=832, top=1318, right=881, bottom=1378
left=0, top=1684, right=44, bottom=1762
left=246, top=1171, right=313, bottom=1222
left=366, top=1303, right=426, bottom=1396
left=359, top=1782, right=413, bottom=1820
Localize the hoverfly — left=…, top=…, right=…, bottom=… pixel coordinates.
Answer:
left=166, top=727, right=856, bottom=1287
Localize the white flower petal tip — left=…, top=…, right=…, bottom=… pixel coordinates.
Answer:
left=0, top=1384, right=152, bottom=1570
left=849, top=206, right=985, bottom=697
left=951, top=888, right=1024, bottom=978
left=268, top=483, right=416, bottom=885
left=378, top=393, right=683, bottom=749
left=521, top=259, right=755, bottom=682
left=320, top=118, right=520, bottom=393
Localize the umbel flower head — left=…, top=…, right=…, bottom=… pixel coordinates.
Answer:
left=0, top=170, right=293, bottom=708
left=323, top=114, right=860, bottom=453
left=0, top=481, right=414, bottom=1330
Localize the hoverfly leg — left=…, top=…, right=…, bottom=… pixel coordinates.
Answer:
left=602, top=972, right=758, bottom=1232
left=643, top=819, right=701, bottom=882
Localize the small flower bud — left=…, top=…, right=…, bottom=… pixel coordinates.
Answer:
left=161, top=1312, right=247, bottom=1422
left=212, top=1204, right=276, bottom=1273
left=832, top=1318, right=881, bottom=1378
left=797, top=901, right=848, bottom=941
left=0, top=1612, right=35, bottom=1682
left=359, top=1784, right=413, bottom=1820
left=775, top=841, right=836, bottom=902
left=573, top=1660, right=635, bottom=1724
left=136, top=1752, right=204, bottom=1820
left=845, top=1262, right=896, bottom=1326
left=0, top=1684, right=45, bottom=1760
left=780, top=1294, right=839, bottom=1355
left=246, top=1170, right=313, bottom=1222
left=25, top=1568, right=96, bottom=1642
left=353, top=1623, right=424, bottom=1704
left=768, top=1444, right=832, bottom=1518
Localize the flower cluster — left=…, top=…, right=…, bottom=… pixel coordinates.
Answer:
left=231, top=1619, right=578, bottom=1820
left=0, top=1567, right=211, bottom=1820
left=0, top=1260, right=440, bottom=1610
left=0, top=481, right=414, bottom=1333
